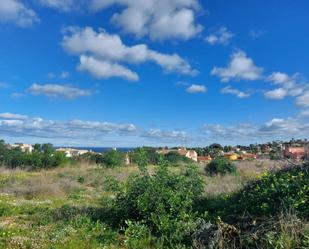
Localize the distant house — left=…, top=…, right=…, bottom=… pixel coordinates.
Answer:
left=56, top=148, right=89, bottom=158
left=238, top=153, right=257, bottom=160
left=157, top=148, right=198, bottom=162
left=177, top=148, right=198, bottom=162
left=197, top=156, right=212, bottom=163
left=10, top=143, right=34, bottom=153
left=224, top=153, right=238, bottom=161
left=284, top=147, right=306, bottom=161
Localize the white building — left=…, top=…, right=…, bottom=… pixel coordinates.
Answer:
left=56, top=148, right=89, bottom=158
left=10, top=143, right=34, bottom=153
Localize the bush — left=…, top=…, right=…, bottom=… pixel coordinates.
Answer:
left=130, top=147, right=161, bottom=166
left=124, top=220, right=155, bottom=249
left=102, top=150, right=124, bottom=168
left=164, top=151, right=192, bottom=164
left=227, top=164, right=309, bottom=218
left=108, top=159, right=204, bottom=246
left=0, top=140, right=68, bottom=170
left=205, top=157, right=237, bottom=176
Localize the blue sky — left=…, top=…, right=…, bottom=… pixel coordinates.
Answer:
left=0, top=0, right=309, bottom=147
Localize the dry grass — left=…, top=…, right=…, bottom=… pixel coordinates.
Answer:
left=0, top=160, right=290, bottom=199
left=202, top=159, right=289, bottom=196
left=0, top=172, right=81, bottom=199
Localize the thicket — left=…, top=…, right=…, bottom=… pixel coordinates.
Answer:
left=194, top=163, right=309, bottom=248
left=77, top=150, right=126, bottom=168
left=102, top=159, right=204, bottom=247
left=205, top=157, right=237, bottom=175
left=0, top=140, right=67, bottom=169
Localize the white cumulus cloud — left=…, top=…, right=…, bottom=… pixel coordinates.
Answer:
left=205, top=27, right=234, bottom=45
left=0, top=114, right=137, bottom=139
left=62, top=26, right=197, bottom=80
left=28, top=83, right=92, bottom=99
left=211, top=51, right=263, bottom=82
left=0, top=0, right=39, bottom=27
left=38, top=0, right=74, bottom=12
left=186, top=84, right=207, bottom=93
left=78, top=56, right=139, bottom=81
left=90, top=0, right=203, bottom=41
left=264, top=72, right=309, bottom=104
left=264, top=88, right=287, bottom=100
left=221, top=86, right=250, bottom=98
left=0, top=113, right=28, bottom=120
left=295, top=91, right=309, bottom=107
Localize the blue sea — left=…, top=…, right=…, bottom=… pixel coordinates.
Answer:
left=56, top=147, right=135, bottom=153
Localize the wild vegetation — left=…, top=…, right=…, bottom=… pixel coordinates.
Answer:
left=0, top=141, right=67, bottom=170
left=0, top=140, right=308, bottom=248
left=204, top=157, right=237, bottom=176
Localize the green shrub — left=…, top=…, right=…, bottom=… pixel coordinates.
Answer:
left=124, top=220, right=154, bottom=249
left=103, top=176, right=121, bottom=192
left=227, top=164, right=309, bottom=218
left=205, top=157, right=237, bottom=176
left=109, top=159, right=204, bottom=246
left=130, top=147, right=161, bottom=166
left=0, top=140, right=68, bottom=170
left=164, top=151, right=192, bottom=165
left=102, top=150, right=124, bottom=168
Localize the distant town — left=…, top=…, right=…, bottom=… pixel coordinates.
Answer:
left=6, top=138, right=309, bottom=163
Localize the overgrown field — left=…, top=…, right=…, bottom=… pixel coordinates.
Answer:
left=0, top=160, right=308, bottom=249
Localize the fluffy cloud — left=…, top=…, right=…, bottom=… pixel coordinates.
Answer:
left=38, top=0, right=74, bottom=12
left=259, top=118, right=309, bottom=135
left=0, top=0, right=39, bottom=27
left=203, top=123, right=258, bottom=141
left=0, top=113, right=189, bottom=144
left=267, top=72, right=290, bottom=84
left=78, top=56, right=139, bottom=81
left=295, top=91, right=309, bottom=107
left=205, top=27, right=234, bottom=45
left=186, top=84, right=207, bottom=93
left=203, top=117, right=309, bottom=143
left=90, top=0, right=202, bottom=41
left=299, top=110, right=309, bottom=117
left=264, top=72, right=309, bottom=104
left=221, top=86, right=250, bottom=98
left=0, top=114, right=137, bottom=139
left=0, top=113, right=28, bottom=120
left=28, top=83, right=92, bottom=99
left=211, top=51, right=263, bottom=82
left=142, top=129, right=188, bottom=142
left=264, top=88, right=287, bottom=100
left=62, top=26, right=197, bottom=80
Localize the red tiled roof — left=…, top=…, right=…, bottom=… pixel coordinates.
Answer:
left=197, top=156, right=212, bottom=161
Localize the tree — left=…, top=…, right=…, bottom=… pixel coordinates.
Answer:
left=223, top=145, right=233, bottom=153
left=110, top=159, right=204, bottom=245
left=164, top=151, right=191, bottom=164
left=205, top=157, right=237, bottom=175
left=103, top=150, right=124, bottom=168
left=270, top=150, right=282, bottom=160
left=133, top=148, right=149, bottom=173
left=33, top=143, right=41, bottom=152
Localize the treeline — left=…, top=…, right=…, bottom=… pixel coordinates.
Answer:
left=0, top=140, right=67, bottom=169
left=79, top=147, right=192, bottom=168
left=0, top=140, right=192, bottom=170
